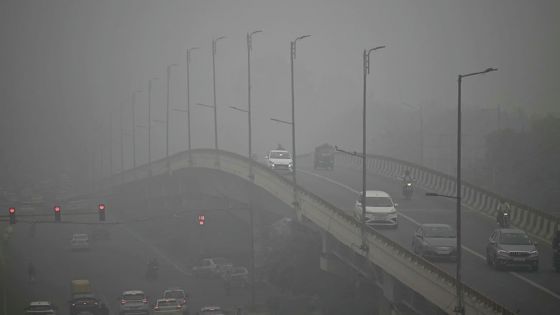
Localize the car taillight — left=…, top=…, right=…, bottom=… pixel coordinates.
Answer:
left=142, top=298, right=148, bottom=304
left=177, top=304, right=182, bottom=309
left=182, top=298, right=187, bottom=305
left=154, top=306, right=159, bottom=310
left=120, top=300, right=127, bottom=305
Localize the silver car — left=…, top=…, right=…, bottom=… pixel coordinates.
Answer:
left=486, top=228, right=539, bottom=271
left=412, top=224, right=457, bottom=261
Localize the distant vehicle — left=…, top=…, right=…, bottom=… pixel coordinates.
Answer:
left=70, top=233, right=90, bottom=251
left=486, top=228, right=539, bottom=271
left=153, top=298, right=183, bottom=315
left=265, top=150, right=293, bottom=173
left=71, top=279, right=93, bottom=299
left=412, top=224, right=457, bottom=261
left=222, top=266, right=249, bottom=288
left=353, top=190, right=398, bottom=228
left=162, top=287, right=188, bottom=314
left=192, top=257, right=232, bottom=278
left=313, top=143, right=334, bottom=170
left=69, top=296, right=107, bottom=315
left=25, top=301, right=57, bottom=315
left=119, top=290, right=150, bottom=315
left=197, top=306, right=225, bottom=315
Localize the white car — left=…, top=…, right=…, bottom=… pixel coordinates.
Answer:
left=354, top=190, right=398, bottom=228
left=162, top=288, right=188, bottom=312
left=222, top=266, right=249, bottom=288
left=265, top=150, right=293, bottom=172
left=153, top=298, right=182, bottom=315
left=197, top=306, right=225, bottom=315
left=119, top=290, right=150, bottom=315
left=70, top=233, right=90, bottom=250
left=25, top=301, right=57, bottom=315
left=192, top=257, right=232, bottom=278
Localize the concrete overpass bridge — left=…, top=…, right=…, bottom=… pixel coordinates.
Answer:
left=94, top=148, right=560, bottom=315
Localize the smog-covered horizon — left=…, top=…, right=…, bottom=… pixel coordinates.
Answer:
left=1, top=0, right=558, bottom=192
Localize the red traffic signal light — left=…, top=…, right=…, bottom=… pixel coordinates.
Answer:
left=54, top=205, right=61, bottom=222
left=197, top=214, right=205, bottom=226
left=98, top=203, right=106, bottom=221
left=8, top=207, right=16, bottom=224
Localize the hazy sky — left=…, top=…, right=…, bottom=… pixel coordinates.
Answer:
left=1, top=0, right=558, bottom=185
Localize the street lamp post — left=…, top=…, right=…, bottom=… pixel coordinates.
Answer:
left=119, top=100, right=125, bottom=184
left=290, top=34, right=311, bottom=187
left=148, top=78, right=158, bottom=176
left=361, top=45, right=385, bottom=250
left=166, top=63, right=178, bottom=171
left=247, top=30, right=262, bottom=179
left=132, top=89, right=142, bottom=169
left=212, top=36, right=226, bottom=151
left=187, top=47, right=199, bottom=162
left=453, top=67, right=497, bottom=314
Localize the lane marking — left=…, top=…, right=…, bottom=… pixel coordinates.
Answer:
left=299, top=168, right=560, bottom=301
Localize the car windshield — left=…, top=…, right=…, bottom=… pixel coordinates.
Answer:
left=270, top=152, right=291, bottom=159
left=365, top=197, right=393, bottom=207
left=164, top=291, right=184, bottom=299
left=123, top=293, right=145, bottom=301
left=500, top=232, right=531, bottom=245
left=424, top=226, right=456, bottom=238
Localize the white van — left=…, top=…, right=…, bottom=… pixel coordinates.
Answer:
left=354, top=190, right=398, bottom=228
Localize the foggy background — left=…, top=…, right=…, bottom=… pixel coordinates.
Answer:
left=1, top=0, right=559, bottom=207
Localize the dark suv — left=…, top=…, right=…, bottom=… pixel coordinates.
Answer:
left=486, top=228, right=539, bottom=271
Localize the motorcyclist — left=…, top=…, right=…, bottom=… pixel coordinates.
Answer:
left=402, top=170, right=414, bottom=184
left=496, top=200, right=511, bottom=227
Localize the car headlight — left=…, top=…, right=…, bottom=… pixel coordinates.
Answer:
left=528, top=250, right=539, bottom=256
left=497, top=249, right=509, bottom=256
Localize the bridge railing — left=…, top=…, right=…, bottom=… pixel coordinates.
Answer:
left=338, top=153, right=560, bottom=242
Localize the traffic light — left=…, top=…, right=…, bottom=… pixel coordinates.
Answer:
left=197, top=214, right=205, bottom=226
left=8, top=207, right=16, bottom=225
left=98, top=203, right=106, bottom=221
left=54, top=205, right=61, bottom=222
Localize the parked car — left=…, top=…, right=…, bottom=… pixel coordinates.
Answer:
left=70, top=233, right=90, bottom=251
left=153, top=298, right=183, bottom=315
left=412, top=224, right=457, bottom=261
left=353, top=190, right=398, bottom=228
left=119, top=290, right=150, bottom=315
left=25, top=301, right=57, bottom=315
left=486, top=228, right=539, bottom=271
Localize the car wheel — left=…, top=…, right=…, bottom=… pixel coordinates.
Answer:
left=486, top=253, right=491, bottom=266
left=532, top=262, right=539, bottom=272
left=412, top=242, right=417, bottom=254
left=492, top=255, right=501, bottom=270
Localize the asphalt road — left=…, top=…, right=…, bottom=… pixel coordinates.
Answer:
left=294, top=154, right=560, bottom=315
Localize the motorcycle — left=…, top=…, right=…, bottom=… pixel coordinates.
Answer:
left=402, top=182, right=414, bottom=200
